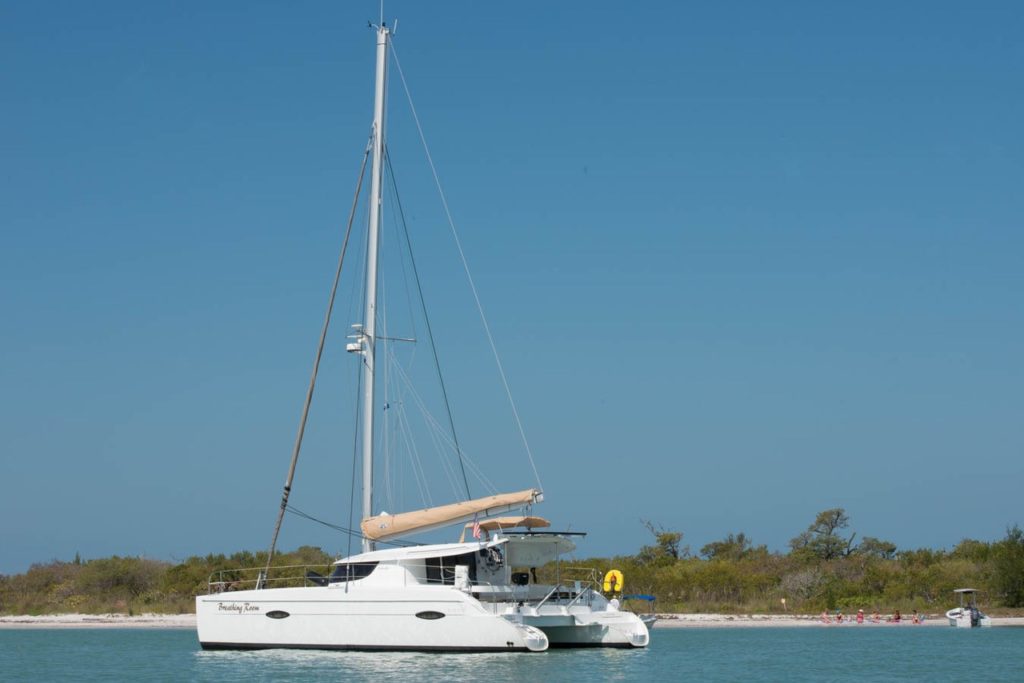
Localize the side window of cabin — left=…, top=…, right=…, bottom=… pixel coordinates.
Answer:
left=424, top=553, right=478, bottom=585
left=424, top=557, right=443, bottom=585
left=329, top=561, right=378, bottom=583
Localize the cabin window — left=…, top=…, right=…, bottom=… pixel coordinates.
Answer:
left=423, top=552, right=477, bottom=585
left=329, top=561, right=378, bottom=583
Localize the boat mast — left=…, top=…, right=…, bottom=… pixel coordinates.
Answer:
left=358, top=23, right=389, bottom=553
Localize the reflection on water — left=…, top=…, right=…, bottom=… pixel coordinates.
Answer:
left=193, top=644, right=650, bottom=682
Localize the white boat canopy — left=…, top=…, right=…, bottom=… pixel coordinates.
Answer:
left=361, top=489, right=543, bottom=542
left=953, top=588, right=979, bottom=593
left=458, top=516, right=550, bottom=542
left=506, top=535, right=576, bottom=566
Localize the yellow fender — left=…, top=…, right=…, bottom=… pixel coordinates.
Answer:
left=602, top=569, right=624, bottom=593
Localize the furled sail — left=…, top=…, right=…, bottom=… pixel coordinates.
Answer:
left=361, top=489, right=543, bottom=542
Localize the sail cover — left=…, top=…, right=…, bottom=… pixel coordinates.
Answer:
left=361, top=489, right=543, bottom=542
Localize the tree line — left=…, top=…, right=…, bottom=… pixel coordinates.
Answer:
left=0, top=546, right=333, bottom=616
left=1, top=510, right=1021, bottom=615
left=582, top=510, right=1024, bottom=614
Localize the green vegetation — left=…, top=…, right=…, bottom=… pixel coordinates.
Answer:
left=565, top=514, right=1024, bottom=615
left=0, top=547, right=332, bottom=615
left=991, top=525, right=1024, bottom=608
left=1, top=514, right=1022, bottom=616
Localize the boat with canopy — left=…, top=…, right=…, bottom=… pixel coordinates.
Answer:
left=946, top=588, right=992, bottom=628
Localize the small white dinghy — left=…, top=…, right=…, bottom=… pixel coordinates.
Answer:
left=946, top=588, right=992, bottom=628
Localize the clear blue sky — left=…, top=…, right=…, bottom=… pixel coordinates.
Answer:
left=2, top=1, right=1022, bottom=574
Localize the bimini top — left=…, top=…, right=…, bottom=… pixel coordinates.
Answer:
left=458, top=516, right=551, bottom=542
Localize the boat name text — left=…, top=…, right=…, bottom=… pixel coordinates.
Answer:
left=218, top=602, right=261, bottom=614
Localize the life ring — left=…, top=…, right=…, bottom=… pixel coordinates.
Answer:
left=603, top=569, right=624, bottom=593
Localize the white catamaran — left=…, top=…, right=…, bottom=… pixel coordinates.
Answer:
left=195, top=22, right=650, bottom=652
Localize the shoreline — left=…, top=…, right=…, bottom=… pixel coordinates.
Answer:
left=3, top=613, right=1023, bottom=630
left=651, top=614, right=1024, bottom=628
left=0, top=614, right=196, bottom=629
left=652, top=613, right=934, bottom=628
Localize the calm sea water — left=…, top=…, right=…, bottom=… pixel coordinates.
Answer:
left=2, top=627, right=1023, bottom=682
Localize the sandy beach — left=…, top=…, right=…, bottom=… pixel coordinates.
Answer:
left=653, top=613, right=942, bottom=628
left=651, top=614, right=1024, bottom=628
left=2, top=613, right=1022, bottom=629
left=0, top=614, right=196, bottom=629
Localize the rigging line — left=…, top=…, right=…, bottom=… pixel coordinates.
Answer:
left=380, top=282, right=392, bottom=511
left=383, top=164, right=419, bottom=341
left=395, top=390, right=432, bottom=507
left=387, top=356, right=498, bottom=496
left=384, top=145, right=472, bottom=501
left=264, top=137, right=373, bottom=581
left=346, top=347, right=364, bottom=561
left=387, top=346, right=434, bottom=507
left=383, top=357, right=410, bottom=506
left=385, top=338, right=423, bottom=507
left=389, top=42, right=544, bottom=493
left=286, top=505, right=418, bottom=548
left=421, top=400, right=463, bottom=501
left=345, top=194, right=369, bottom=332
left=385, top=356, right=495, bottom=493
left=383, top=342, right=431, bottom=508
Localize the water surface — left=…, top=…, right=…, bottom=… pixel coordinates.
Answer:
left=2, top=626, right=1022, bottom=681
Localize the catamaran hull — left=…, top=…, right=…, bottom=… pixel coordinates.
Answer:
left=196, top=587, right=549, bottom=652
left=520, top=609, right=650, bottom=648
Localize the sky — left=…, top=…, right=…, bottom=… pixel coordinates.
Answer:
left=2, top=1, right=1022, bottom=575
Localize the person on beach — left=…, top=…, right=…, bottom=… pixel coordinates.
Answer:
left=893, top=610, right=902, bottom=623
left=856, top=609, right=864, bottom=624
left=872, top=610, right=881, bottom=623
left=821, top=610, right=832, bottom=624
left=836, top=611, right=844, bottom=623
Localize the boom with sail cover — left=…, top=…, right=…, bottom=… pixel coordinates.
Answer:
left=361, top=489, right=543, bottom=542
